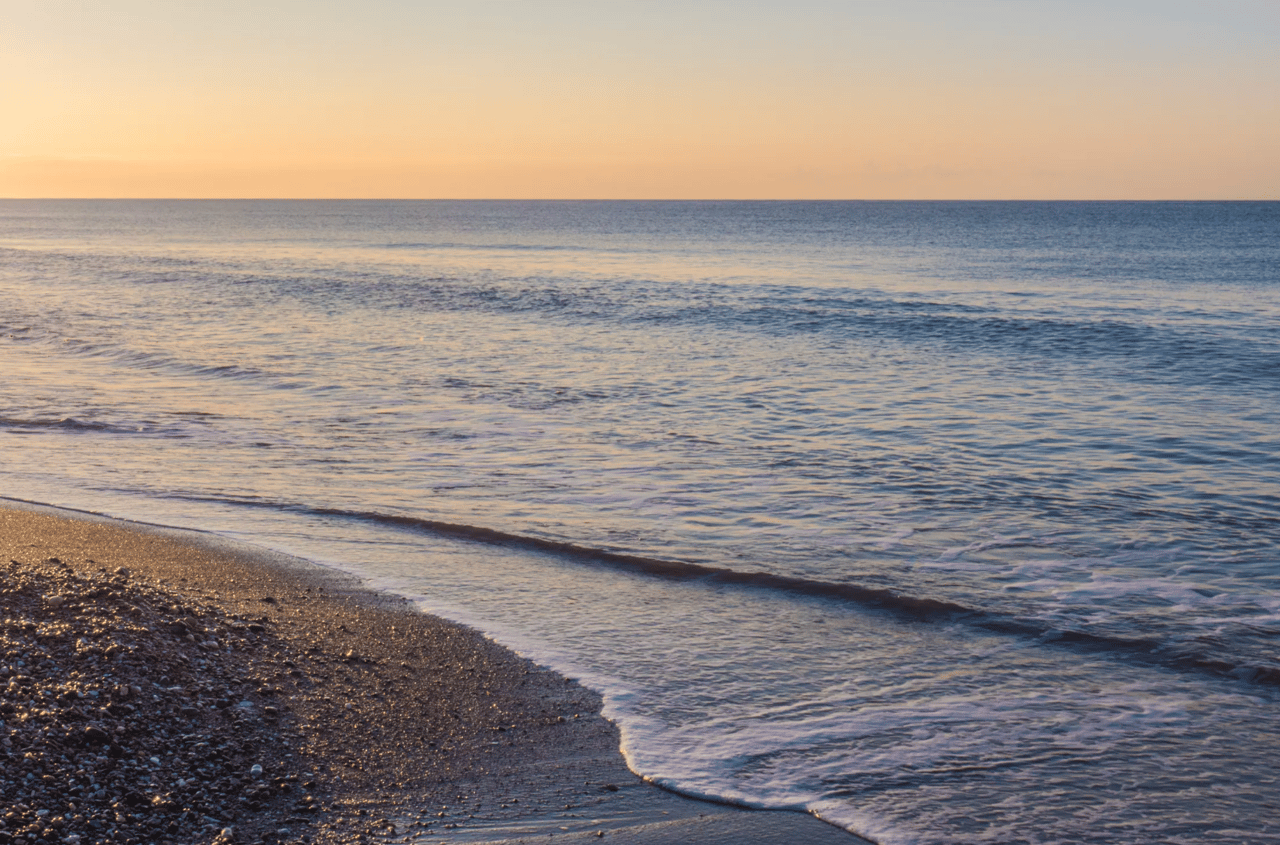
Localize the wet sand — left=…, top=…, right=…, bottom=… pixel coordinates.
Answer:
left=1, top=500, right=866, bottom=844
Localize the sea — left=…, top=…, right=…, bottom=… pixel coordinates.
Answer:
left=2, top=199, right=1278, bottom=844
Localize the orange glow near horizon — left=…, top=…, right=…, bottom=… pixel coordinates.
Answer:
left=3, top=1, right=1278, bottom=199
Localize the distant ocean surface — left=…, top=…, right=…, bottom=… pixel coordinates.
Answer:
left=2, top=199, right=1278, bottom=844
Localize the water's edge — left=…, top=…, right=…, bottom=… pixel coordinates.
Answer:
left=0, top=494, right=870, bottom=840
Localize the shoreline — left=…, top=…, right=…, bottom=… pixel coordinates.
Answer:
left=1, top=500, right=867, bottom=844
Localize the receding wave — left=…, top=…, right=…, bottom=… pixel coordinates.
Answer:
left=11, top=246, right=1275, bottom=393
left=0, top=415, right=215, bottom=439
left=3, top=322, right=302, bottom=391
left=161, top=495, right=1280, bottom=687
left=364, top=279, right=1280, bottom=392
left=0, top=416, right=129, bottom=434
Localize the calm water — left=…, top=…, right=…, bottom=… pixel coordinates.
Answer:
left=2, top=200, right=1278, bottom=843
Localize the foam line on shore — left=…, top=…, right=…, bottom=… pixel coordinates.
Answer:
left=97, top=494, right=1280, bottom=689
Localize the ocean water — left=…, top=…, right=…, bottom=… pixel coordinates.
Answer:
left=2, top=199, right=1278, bottom=843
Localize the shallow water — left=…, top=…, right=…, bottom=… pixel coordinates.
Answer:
left=2, top=200, right=1279, bottom=843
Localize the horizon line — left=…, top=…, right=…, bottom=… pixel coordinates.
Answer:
left=2, top=197, right=1275, bottom=203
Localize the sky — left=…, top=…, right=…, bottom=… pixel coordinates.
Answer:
left=2, top=0, right=1278, bottom=200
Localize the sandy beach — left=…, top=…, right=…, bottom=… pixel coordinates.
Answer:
left=0, top=500, right=864, bottom=844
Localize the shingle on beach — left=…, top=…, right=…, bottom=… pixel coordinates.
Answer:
left=0, top=505, right=631, bottom=844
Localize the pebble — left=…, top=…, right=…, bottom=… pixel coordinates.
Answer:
left=0, top=557, right=312, bottom=844
left=1, top=543, right=582, bottom=845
